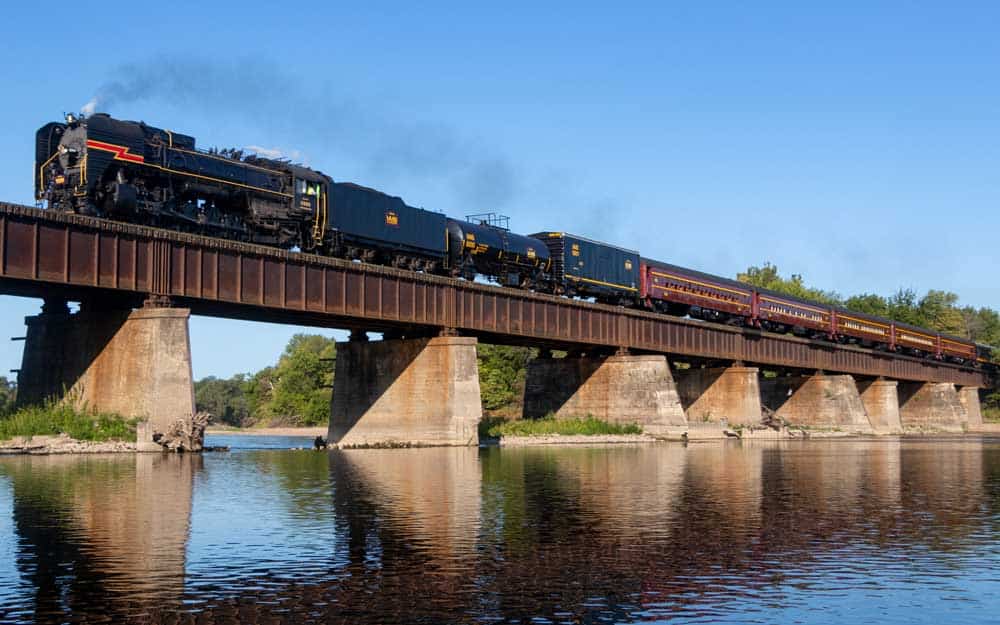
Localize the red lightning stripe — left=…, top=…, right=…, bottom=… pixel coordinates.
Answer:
left=85, top=139, right=145, bottom=163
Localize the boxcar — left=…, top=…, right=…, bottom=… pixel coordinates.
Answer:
left=532, top=232, right=639, bottom=303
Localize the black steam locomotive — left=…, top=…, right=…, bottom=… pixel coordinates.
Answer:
left=34, top=113, right=995, bottom=368
left=35, top=113, right=550, bottom=288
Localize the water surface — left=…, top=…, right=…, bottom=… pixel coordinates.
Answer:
left=0, top=437, right=998, bottom=623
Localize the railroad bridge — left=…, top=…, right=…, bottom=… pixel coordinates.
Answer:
left=0, top=202, right=993, bottom=446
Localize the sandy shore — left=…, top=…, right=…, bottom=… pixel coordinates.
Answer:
left=972, top=423, right=1000, bottom=433
left=205, top=426, right=328, bottom=437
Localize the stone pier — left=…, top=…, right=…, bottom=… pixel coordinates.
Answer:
left=857, top=379, right=903, bottom=434
left=958, top=387, right=984, bottom=430
left=522, top=353, right=687, bottom=437
left=674, top=366, right=762, bottom=427
left=898, top=382, right=965, bottom=432
left=760, top=374, right=874, bottom=434
left=328, top=336, right=481, bottom=447
left=17, top=303, right=195, bottom=448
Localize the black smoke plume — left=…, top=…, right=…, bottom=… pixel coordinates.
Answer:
left=81, top=56, right=517, bottom=210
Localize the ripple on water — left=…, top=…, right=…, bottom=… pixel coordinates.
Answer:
left=0, top=438, right=999, bottom=623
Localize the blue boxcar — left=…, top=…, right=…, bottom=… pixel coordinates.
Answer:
left=531, top=232, right=639, bottom=302
left=329, top=182, right=447, bottom=259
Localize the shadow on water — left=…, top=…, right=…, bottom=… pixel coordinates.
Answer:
left=0, top=438, right=998, bottom=624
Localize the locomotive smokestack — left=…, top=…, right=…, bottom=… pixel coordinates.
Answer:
left=81, top=97, right=98, bottom=117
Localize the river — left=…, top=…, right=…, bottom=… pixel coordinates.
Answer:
left=0, top=436, right=997, bottom=624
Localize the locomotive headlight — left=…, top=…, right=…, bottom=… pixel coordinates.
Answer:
left=54, top=175, right=65, bottom=185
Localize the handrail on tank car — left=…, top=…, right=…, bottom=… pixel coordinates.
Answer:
left=466, top=212, right=510, bottom=231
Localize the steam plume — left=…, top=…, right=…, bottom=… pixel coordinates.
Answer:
left=80, top=56, right=517, bottom=209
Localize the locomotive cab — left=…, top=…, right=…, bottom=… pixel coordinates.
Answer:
left=294, top=179, right=321, bottom=213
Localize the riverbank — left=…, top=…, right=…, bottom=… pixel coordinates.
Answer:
left=0, top=433, right=137, bottom=455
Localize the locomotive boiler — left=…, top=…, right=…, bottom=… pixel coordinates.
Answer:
left=36, top=113, right=329, bottom=251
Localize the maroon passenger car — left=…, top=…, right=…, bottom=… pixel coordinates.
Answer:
left=639, top=259, right=980, bottom=365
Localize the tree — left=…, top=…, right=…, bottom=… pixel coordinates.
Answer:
left=195, top=375, right=250, bottom=426
left=0, top=377, right=15, bottom=416
left=736, top=263, right=842, bottom=305
left=917, top=290, right=966, bottom=336
left=193, top=334, right=336, bottom=428
left=959, top=306, right=1000, bottom=347
left=265, top=334, right=336, bottom=426
left=477, top=344, right=533, bottom=412
left=844, top=293, right=889, bottom=318
left=244, top=365, right=278, bottom=422
left=885, top=289, right=923, bottom=327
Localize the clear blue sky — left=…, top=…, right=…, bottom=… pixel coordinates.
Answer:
left=1, top=1, right=997, bottom=379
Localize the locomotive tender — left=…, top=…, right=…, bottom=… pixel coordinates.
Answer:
left=34, top=112, right=994, bottom=368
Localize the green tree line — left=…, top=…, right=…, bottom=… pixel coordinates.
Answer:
left=196, top=334, right=335, bottom=427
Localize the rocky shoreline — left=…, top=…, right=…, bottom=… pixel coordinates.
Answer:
left=1, top=424, right=993, bottom=455
left=0, top=433, right=138, bottom=455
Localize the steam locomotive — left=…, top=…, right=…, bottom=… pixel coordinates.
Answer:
left=35, top=113, right=995, bottom=369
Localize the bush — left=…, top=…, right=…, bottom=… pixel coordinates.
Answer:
left=984, top=391, right=1000, bottom=423
left=483, top=415, right=642, bottom=438
left=0, top=377, right=15, bottom=416
left=0, top=402, right=138, bottom=442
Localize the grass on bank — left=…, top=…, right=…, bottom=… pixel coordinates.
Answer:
left=0, top=403, right=138, bottom=442
left=480, top=415, right=642, bottom=439
left=985, top=408, right=1000, bottom=424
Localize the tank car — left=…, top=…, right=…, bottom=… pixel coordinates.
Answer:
left=447, top=214, right=550, bottom=287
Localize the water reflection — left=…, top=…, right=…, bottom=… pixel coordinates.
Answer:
left=0, top=454, right=198, bottom=623
left=0, top=439, right=997, bottom=624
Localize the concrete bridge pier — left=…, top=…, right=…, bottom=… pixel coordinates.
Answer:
left=958, top=387, right=984, bottom=431
left=898, top=382, right=965, bottom=432
left=328, top=333, right=481, bottom=447
left=16, top=299, right=195, bottom=448
left=760, top=373, right=875, bottom=434
left=674, top=365, right=762, bottom=428
left=857, top=378, right=903, bottom=434
left=522, top=351, right=687, bottom=437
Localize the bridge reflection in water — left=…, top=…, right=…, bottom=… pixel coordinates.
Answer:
left=0, top=439, right=996, bottom=624
left=0, top=454, right=197, bottom=623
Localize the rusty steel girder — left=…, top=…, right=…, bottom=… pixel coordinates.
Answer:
left=0, top=202, right=990, bottom=387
